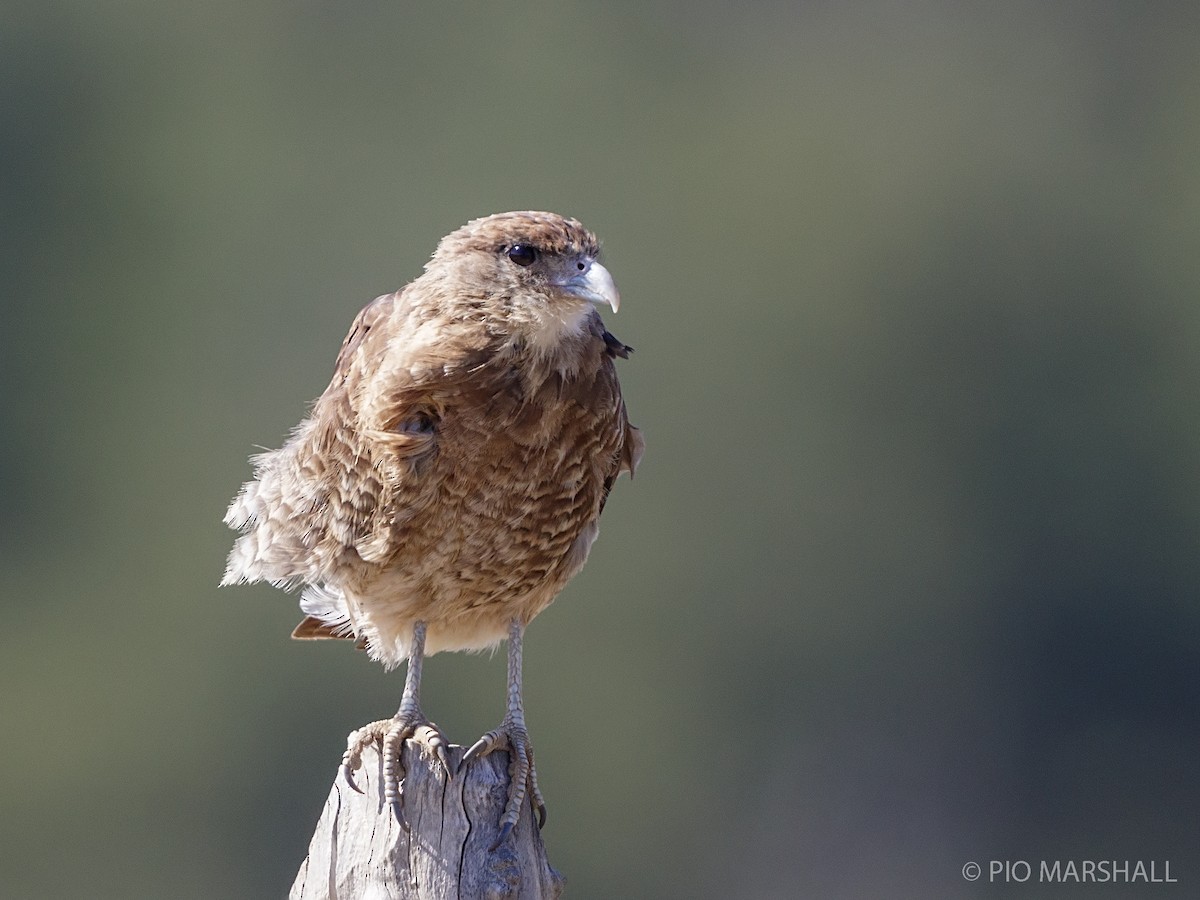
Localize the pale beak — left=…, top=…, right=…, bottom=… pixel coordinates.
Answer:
left=560, top=260, right=620, bottom=313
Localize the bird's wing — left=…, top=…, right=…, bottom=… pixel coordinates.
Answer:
left=620, top=420, right=645, bottom=478
left=317, top=288, right=512, bottom=566
left=223, top=287, right=495, bottom=585
left=327, top=290, right=396, bottom=390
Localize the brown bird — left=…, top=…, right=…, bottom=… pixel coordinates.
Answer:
left=222, top=210, right=642, bottom=845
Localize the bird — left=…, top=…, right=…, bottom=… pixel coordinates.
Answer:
left=221, top=210, right=643, bottom=847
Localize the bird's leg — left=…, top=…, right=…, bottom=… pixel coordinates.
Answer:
left=340, top=620, right=450, bottom=830
left=462, top=617, right=547, bottom=849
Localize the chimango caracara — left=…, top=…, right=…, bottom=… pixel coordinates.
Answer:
left=222, top=211, right=642, bottom=845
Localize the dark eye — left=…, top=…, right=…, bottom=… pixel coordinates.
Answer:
left=506, top=244, right=537, bottom=267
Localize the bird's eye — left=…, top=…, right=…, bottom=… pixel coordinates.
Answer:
left=506, top=244, right=537, bottom=267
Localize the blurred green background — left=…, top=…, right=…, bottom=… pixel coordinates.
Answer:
left=3, top=1, right=1199, bottom=898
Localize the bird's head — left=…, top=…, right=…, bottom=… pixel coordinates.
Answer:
left=426, top=211, right=620, bottom=350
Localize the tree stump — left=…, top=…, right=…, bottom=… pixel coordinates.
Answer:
left=290, top=736, right=564, bottom=899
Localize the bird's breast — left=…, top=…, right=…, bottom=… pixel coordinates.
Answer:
left=365, top=358, right=623, bottom=617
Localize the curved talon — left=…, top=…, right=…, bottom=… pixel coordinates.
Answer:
left=490, top=821, right=514, bottom=851
left=341, top=722, right=388, bottom=794
left=467, top=720, right=546, bottom=845
left=461, top=729, right=505, bottom=770
left=339, top=714, right=448, bottom=829
left=340, top=743, right=362, bottom=793
left=341, top=760, right=365, bottom=795
left=415, top=723, right=452, bottom=777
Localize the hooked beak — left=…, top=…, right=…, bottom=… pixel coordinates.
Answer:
left=560, top=260, right=620, bottom=313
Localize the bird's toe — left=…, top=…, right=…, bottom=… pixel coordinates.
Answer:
left=465, top=720, right=547, bottom=848
left=340, top=712, right=450, bottom=830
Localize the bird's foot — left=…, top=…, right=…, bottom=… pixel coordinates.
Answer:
left=341, top=713, right=450, bottom=831
left=462, top=719, right=547, bottom=849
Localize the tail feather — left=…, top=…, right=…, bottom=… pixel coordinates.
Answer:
left=296, top=583, right=354, bottom=637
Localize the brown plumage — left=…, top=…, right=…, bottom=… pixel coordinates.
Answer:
left=222, top=210, right=642, bottom=843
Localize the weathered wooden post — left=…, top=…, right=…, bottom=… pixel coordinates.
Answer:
left=290, top=736, right=564, bottom=899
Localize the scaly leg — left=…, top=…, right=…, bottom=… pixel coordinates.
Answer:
left=462, top=617, right=547, bottom=849
left=340, top=620, right=450, bottom=830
